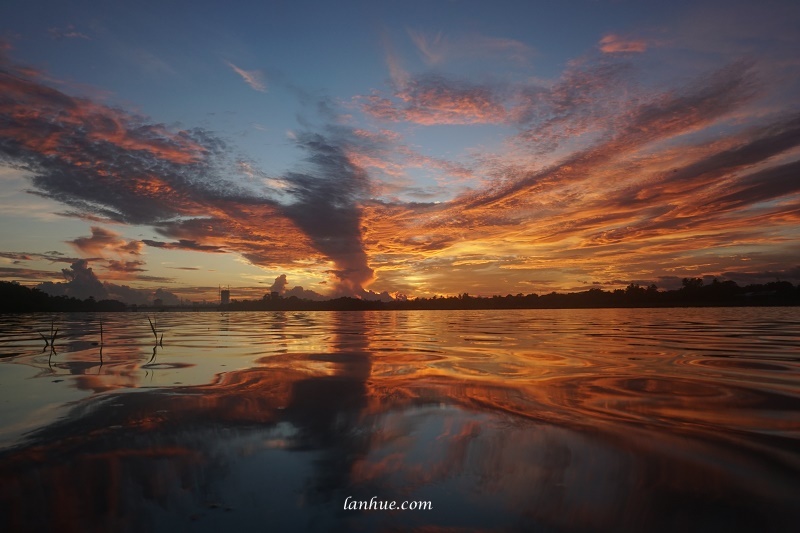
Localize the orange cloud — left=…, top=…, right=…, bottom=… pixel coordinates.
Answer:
left=69, top=226, right=142, bottom=257
left=361, top=75, right=508, bottom=125
left=3, top=44, right=800, bottom=298
left=362, top=62, right=800, bottom=296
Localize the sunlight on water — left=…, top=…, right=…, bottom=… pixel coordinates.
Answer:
left=1, top=308, right=799, bottom=531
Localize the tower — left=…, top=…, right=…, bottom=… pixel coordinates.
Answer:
left=220, top=286, right=230, bottom=305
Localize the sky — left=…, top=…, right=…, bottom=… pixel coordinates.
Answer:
left=1, top=0, right=799, bottom=303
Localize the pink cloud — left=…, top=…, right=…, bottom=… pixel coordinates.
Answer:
left=598, top=34, right=648, bottom=54
left=225, top=61, right=267, bottom=92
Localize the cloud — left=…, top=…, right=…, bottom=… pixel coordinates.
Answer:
left=225, top=61, right=267, bottom=92
left=337, top=128, right=478, bottom=202
left=67, top=226, right=152, bottom=280
left=510, top=60, right=637, bottom=152
left=359, top=58, right=800, bottom=295
left=408, top=29, right=446, bottom=65
left=362, top=54, right=638, bottom=133
left=37, top=259, right=108, bottom=301
left=104, top=283, right=151, bottom=306
left=48, top=25, right=91, bottom=40
left=281, top=128, right=376, bottom=295
left=0, top=55, right=318, bottom=275
left=34, top=259, right=177, bottom=304
left=269, top=274, right=288, bottom=294
left=720, top=266, right=800, bottom=285
left=0, top=267, right=62, bottom=280
left=361, top=74, right=508, bottom=125
left=407, top=29, right=533, bottom=66
left=153, top=287, right=181, bottom=305
left=462, top=60, right=759, bottom=211
left=142, top=239, right=226, bottom=253
left=0, top=53, right=386, bottom=295
left=69, top=226, right=142, bottom=257
left=3, top=40, right=799, bottom=299
left=105, top=259, right=147, bottom=274
left=598, top=34, right=648, bottom=54
left=0, top=60, right=223, bottom=225
left=283, top=285, right=327, bottom=301
left=0, top=251, right=77, bottom=264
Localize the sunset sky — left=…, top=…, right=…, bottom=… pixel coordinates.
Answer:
left=1, top=0, right=799, bottom=303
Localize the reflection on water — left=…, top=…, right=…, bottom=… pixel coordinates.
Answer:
left=1, top=308, right=799, bottom=531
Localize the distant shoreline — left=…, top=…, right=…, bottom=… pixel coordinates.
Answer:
left=2, top=279, right=798, bottom=313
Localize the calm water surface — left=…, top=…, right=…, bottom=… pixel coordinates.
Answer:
left=1, top=308, right=799, bottom=532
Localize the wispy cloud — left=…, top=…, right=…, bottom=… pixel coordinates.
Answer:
left=408, top=29, right=446, bottom=65
left=598, top=34, right=648, bottom=54
left=407, top=29, right=533, bottom=65
left=361, top=74, right=508, bottom=125
left=225, top=60, right=267, bottom=92
left=361, top=59, right=800, bottom=293
left=48, top=25, right=91, bottom=40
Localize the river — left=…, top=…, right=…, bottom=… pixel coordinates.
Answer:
left=1, top=308, right=799, bottom=531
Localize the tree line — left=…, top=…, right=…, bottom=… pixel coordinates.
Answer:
left=2, top=278, right=798, bottom=313
left=0, top=282, right=126, bottom=313
left=228, top=278, right=800, bottom=311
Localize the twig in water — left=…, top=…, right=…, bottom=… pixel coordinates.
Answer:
left=147, top=315, right=164, bottom=347
left=99, top=319, right=104, bottom=367
left=50, top=319, right=58, bottom=347
left=147, top=316, right=158, bottom=341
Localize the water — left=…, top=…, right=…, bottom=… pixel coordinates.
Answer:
left=1, top=308, right=799, bottom=532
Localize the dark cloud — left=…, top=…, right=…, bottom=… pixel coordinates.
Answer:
left=0, top=267, right=61, bottom=280
left=142, top=239, right=226, bottom=253
left=0, top=59, right=236, bottom=225
left=0, top=54, right=381, bottom=294
left=0, top=251, right=77, bottom=264
left=643, top=114, right=800, bottom=201
left=720, top=266, right=800, bottom=285
left=34, top=260, right=176, bottom=304
left=706, top=159, right=800, bottom=211
left=104, top=283, right=151, bottom=306
left=105, top=259, right=147, bottom=274
left=269, top=274, right=288, bottom=294
left=282, top=129, right=375, bottom=295
left=153, top=287, right=181, bottom=305
left=37, top=260, right=108, bottom=301
left=283, top=285, right=327, bottom=301
left=0, top=252, right=32, bottom=261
